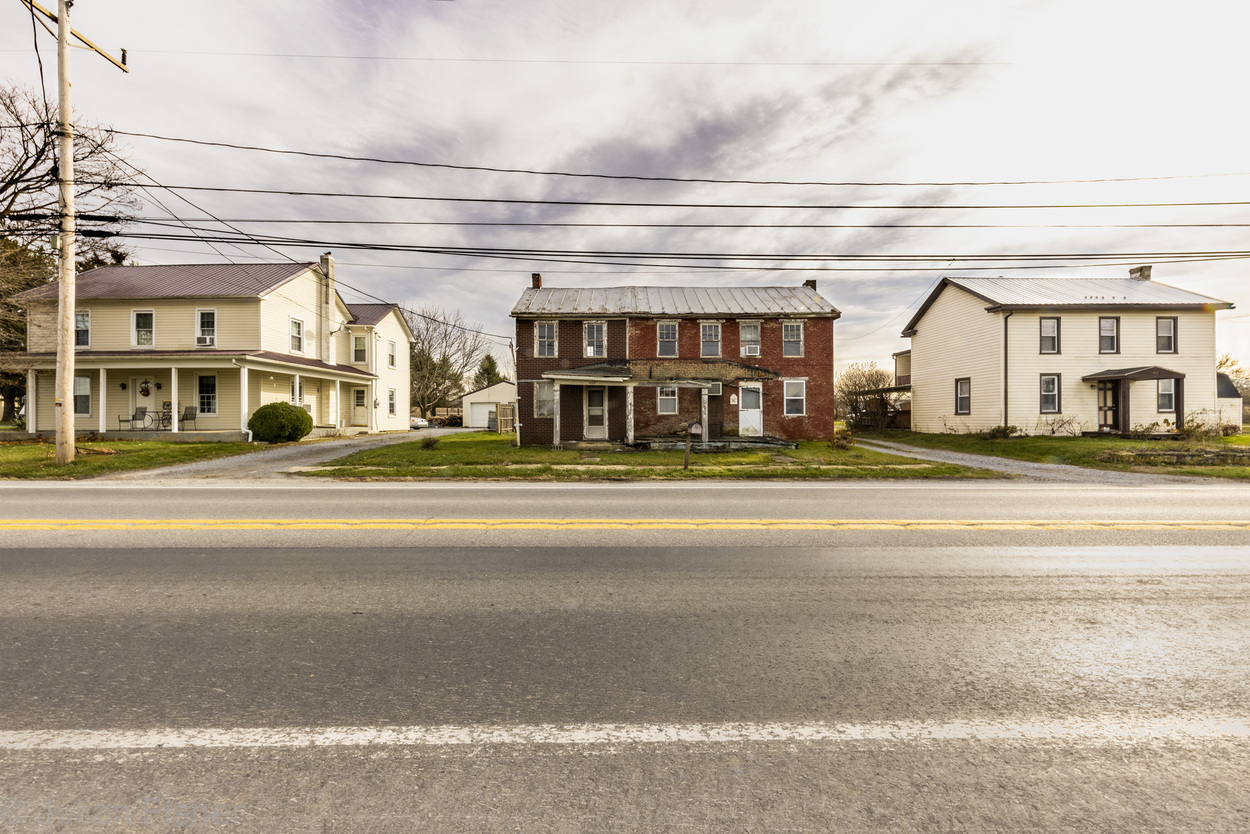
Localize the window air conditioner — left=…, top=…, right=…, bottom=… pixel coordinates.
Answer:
left=708, top=382, right=722, bottom=396
left=196, top=335, right=215, bottom=347
left=742, top=344, right=760, bottom=357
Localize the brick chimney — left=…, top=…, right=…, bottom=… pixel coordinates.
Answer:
left=531, top=272, right=542, bottom=289
left=1129, top=265, right=1152, bottom=281
left=803, top=279, right=817, bottom=291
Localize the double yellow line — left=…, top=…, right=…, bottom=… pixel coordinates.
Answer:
left=0, top=518, right=1247, bottom=531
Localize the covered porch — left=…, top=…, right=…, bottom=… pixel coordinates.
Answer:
left=1080, top=366, right=1185, bottom=434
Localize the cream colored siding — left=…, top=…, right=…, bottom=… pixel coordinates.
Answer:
left=28, top=299, right=260, bottom=352
left=372, top=311, right=411, bottom=431
left=909, top=286, right=1003, bottom=432
left=259, top=269, right=322, bottom=357
left=26, top=302, right=57, bottom=351
left=1006, top=310, right=1219, bottom=434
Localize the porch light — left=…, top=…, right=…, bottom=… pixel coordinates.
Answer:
left=119, top=382, right=127, bottom=390
left=155, top=382, right=162, bottom=390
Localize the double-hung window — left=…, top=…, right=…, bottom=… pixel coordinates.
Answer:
left=1040, top=317, right=1060, bottom=354
left=584, top=322, right=605, bottom=358
left=198, top=375, right=218, bottom=416
left=388, top=340, right=397, bottom=368
left=536, top=321, right=557, bottom=357
left=388, top=389, right=397, bottom=416
left=955, top=378, right=971, bottom=415
left=74, top=311, right=90, bottom=347
left=290, top=318, right=305, bottom=353
left=657, top=322, right=678, bottom=357
left=534, top=381, right=555, bottom=417
left=196, top=309, right=216, bottom=347
left=1099, top=317, right=1119, bottom=354
left=1156, top=317, right=1177, bottom=353
left=1040, top=374, right=1061, bottom=413
left=782, top=322, right=804, bottom=357
left=657, top=386, right=678, bottom=414
left=783, top=380, right=806, bottom=416
left=353, top=335, right=367, bottom=363
left=700, top=322, right=720, bottom=357
left=132, top=310, right=154, bottom=348
left=1158, top=379, right=1176, bottom=412
left=739, top=321, right=761, bottom=357
left=73, top=375, right=90, bottom=415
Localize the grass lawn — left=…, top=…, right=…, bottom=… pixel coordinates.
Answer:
left=861, top=429, right=1250, bottom=479
left=0, top=438, right=259, bottom=480
left=304, top=432, right=997, bottom=481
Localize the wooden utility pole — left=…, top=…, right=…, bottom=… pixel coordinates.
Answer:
left=53, top=0, right=75, bottom=464
left=22, top=0, right=127, bottom=463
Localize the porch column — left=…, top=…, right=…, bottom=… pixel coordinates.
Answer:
left=625, top=385, right=635, bottom=445
left=239, top=365, right=249, bottom=432
left=293, top=373, right=301, bottom=408
left=26, top=369, right=36, bottom=433
left=170, top=366, right=178, bottom=432
left=1175, top=377, right=1185, bottom=430
left=335, top=380, right=341, bottom=428
left=700, top=387, right=709, bottom=447
left=552, top=383, right=561, bottom=447
left=98, top=368, right=107, bottom=433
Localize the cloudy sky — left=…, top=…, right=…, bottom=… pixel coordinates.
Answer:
left=3, top=0, right=1248, bottom=370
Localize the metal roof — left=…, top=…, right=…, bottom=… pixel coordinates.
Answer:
left=10, top=263, right=315, bottom=302
left=511, top=286, right=840, bottom=318
left=346, top=303, right=398, bottom=326
left=1217, top=373, right=1243, bottom=399
left=903, top=276, right=1234, bottom=335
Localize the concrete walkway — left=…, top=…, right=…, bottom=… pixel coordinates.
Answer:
left=100, top=428, right=470, bottom=482
left=855, top=438, right=1202, bottom=484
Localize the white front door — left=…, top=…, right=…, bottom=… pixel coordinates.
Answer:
left=584, top=386, right=607, bottom=440
left=351, top=387, right=368, bottom=426
left=739, top=383, right=763, bottom=436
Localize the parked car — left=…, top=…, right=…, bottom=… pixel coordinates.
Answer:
left=410, top=415, right=429, bottom=430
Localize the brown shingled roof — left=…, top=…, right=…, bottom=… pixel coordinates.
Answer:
left=11, top=263, right=315, bottom=302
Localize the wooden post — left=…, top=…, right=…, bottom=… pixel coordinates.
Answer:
left=625, top=385, right=635, bottom=445
left=53, top=0, right=76, bottom=464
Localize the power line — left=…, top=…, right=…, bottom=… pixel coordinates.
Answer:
left=77, top=181, right=1250, bottom=211
left=104, top=128, right=1250, bottom=187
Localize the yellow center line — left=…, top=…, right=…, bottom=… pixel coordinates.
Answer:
left=0, top=518, right=1246, bottom=531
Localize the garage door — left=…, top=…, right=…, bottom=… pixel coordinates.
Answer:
left=469, top=402, right=493, bottom=428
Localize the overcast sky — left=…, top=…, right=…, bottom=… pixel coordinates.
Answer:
left=3, top=0, right=1247, bottom=370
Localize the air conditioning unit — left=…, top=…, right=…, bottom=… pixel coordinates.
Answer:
left=301, top=403, right=313, bottom=413
left=195, top=335, right=215, bottom=347
left=707, top=382, right=722, bottom=396
left=742, top=344, right=760, bottom=357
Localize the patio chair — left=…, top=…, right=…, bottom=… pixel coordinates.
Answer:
left=118, top=406, right=150, bottom=431
left=179, top=405, right=198, bottom=430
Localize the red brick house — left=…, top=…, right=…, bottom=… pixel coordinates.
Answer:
left=511, top=275, right=840, bottom=446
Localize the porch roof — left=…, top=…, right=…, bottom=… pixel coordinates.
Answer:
left=1081, top=366, right=1186, bottom=381
left=9, top=350, right=377, bottom=379
left=542, top=358, right=778, bottom=385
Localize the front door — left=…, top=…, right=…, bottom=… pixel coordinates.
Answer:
left=131, top=377, right=156, bottom=424
left=352, top=387, right=368, bottom=426
left=584, top=386, right=607, bottom=440
left=739, top=383, right=763, bottom=436
left=1097, top=381, right=1119, bottom=431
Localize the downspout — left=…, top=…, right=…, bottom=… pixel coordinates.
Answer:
left=1002, top=311, right=1013, bottom=428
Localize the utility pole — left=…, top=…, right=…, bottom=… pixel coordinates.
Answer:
left=53, top=0, right=75, bottom=464
left=22, top=0, right=127, bottom=464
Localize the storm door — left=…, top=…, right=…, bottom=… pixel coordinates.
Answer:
left=584, top=386, right=607, bottom=439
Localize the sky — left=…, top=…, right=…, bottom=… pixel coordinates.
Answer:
left=2, top=0, right=1248, bottom=372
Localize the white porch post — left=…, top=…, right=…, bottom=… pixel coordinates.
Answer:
left=293, top=373, right=301, bottom=408
left=98, top=368, right=106, bottom=433
left=552, top=383, right=561, bottom=447
left=335, top=380, right=341, bottom=428
left=170, top=366, right=178, bottom=432
left=239, top=365, right=249, bottom=432
left=26, top=369, right=36, bottom=433
left=625, top=384, right=635, bottom=445
left=701, top=387, right=709, bottom=446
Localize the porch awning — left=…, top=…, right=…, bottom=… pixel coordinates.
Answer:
left=1081, top=366, right=1185, bottom=382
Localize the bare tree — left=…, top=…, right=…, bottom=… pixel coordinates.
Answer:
left=403, top=305, right=491, bottom=418
left=1, top=83, right=138, bottom=257
left=836, top=361, right=898, bottom=430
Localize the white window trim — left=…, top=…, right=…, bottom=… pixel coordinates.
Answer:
left=782, top=321, right=804, bottom=357
left=535, top=321, right=558, bottom=358
left=657, top=386, right=678, bottom=414
left=352, top=334, right=368, bottom=364
left=73, top=374, right=91, bottom=415
left=656, top=321, right=679, bottom=357
left=195, top=307, right=217, bottom=347
left=700, top=321, right=721, bottom=358
left=584, top=321, right=606, bottom=358
left=1158, top=378, right=1176, bottom=413
left=388, top=340, right=397, bottom=369
left=533, top=381, right=555, bottom=418
left=131, top=309, right=155, bottom=349
left=197, top=374, right=219, bottom=417
left=74, top=309, right=90, bottom=349
left=388, top=388, right=397, bottom=416
left=290, top=317, right=305, bottom=354
left=783, top=379, right=806, bottom=416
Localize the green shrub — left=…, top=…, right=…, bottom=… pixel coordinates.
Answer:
left=419, top=436, right=441, bottom=450
left=247, top=401, right=313, bottom=443
left=982, top=425, right=1019, bottom=440
left=828, top=427, right=855, bottom=450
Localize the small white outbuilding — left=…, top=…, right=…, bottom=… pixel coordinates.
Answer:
left=460, top=381, right=517, bottom=429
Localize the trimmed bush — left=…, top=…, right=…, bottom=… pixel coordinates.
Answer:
left=248, top=401, right=314, bottom=443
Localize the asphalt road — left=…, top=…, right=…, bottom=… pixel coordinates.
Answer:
left=0, top=484, right=1247, bottom=831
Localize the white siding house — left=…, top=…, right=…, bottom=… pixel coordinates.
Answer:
left=901, top=268, right=1236, bottom=435
left=460, top=380, right=516, bottom=429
